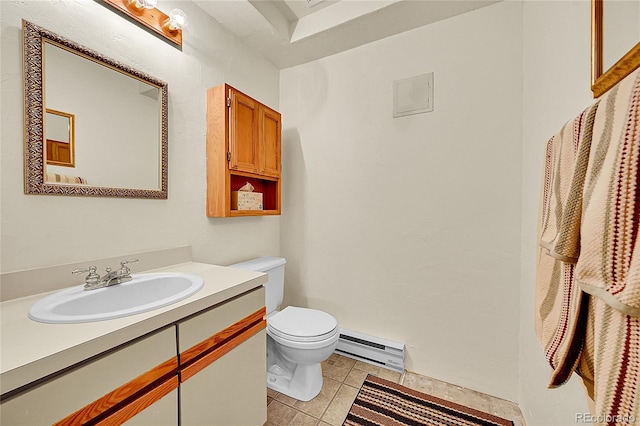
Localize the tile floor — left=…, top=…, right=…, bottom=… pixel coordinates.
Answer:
left=265, top=353, right=526, bottom=426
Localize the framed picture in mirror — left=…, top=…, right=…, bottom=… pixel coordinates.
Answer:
left=45, top=108, right=74, bottom=168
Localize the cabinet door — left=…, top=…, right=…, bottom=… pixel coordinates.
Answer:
left=178, top=288, right=266, bottom=425
left=259, top=105, right=281, bottom=178
left=180, top=330, right=266, bottom=426
left=229, top=89, right=259, bottom=174
left=0, top=327, right=178, bottom=425
left=123, top=388, right=178, bottom=426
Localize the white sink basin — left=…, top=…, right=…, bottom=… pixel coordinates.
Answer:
left=29, top=273, right=204, bottom=324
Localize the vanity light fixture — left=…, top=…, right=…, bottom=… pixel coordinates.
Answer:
left=103, top=0, right=186, bottom=47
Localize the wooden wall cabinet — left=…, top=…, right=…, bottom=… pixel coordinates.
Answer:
left=46, top=139, right=72, bottom=166
left=207, top=84, right=281, bottom=217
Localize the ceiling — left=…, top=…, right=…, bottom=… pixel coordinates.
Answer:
left=193, top=0, right=500, bottom=69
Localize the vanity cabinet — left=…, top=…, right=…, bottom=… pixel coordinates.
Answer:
left=179, top=288, right=266, bottom=425
left=207, top=84, right=282, bottom=217
left=0, top=287, right=267, bottom=426
left=0, top=326, right=179, bottom=425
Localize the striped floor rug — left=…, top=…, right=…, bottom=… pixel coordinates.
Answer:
left=344, top=375, right=514, bottom=426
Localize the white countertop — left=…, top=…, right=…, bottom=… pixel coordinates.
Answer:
left=0, top=262, right=267, bottom=395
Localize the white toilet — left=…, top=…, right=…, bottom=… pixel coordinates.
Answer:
left=229, top=256, right=339, bottom=401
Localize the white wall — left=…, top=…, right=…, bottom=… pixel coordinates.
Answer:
left=280, top=1, right=523, bottom=401
left=519, top=0, right=595, bottom=423
left=1, top=1, right=280, bottom=284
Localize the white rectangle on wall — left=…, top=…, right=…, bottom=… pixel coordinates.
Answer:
left=393, top=72, right=434, bottom=117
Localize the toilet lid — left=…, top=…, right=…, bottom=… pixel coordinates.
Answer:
left=268, top=306, right=338, bottom=342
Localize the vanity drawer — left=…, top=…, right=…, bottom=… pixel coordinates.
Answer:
left=0, top=326, right=178, bottom=425
left=177, top=286, right=265, bottom=355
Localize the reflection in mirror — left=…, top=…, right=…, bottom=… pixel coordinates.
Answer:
left=23, top=20, right=168, bottom=198
left=591, top=0, right=640, bottom=98
left=44, top=42, right=160, bottom=189
left=45, top=108, right=74, bottom=168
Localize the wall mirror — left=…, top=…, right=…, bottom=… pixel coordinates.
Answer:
left=23, top=20, right=168, bottom=198
left=591, top=0, right=640, bottom=98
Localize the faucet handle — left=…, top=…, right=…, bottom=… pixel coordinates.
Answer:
left=119, top=258, right=139, bottom=273
left=72, top=265, right=100, bottom=285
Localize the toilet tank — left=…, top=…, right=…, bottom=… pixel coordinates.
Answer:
left=228, top=256, right=286, bottom=315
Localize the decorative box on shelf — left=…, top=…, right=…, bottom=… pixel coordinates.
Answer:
left=231, top=191, right=263, bottom=210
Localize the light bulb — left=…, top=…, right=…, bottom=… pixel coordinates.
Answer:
left=136, top=0, right=157, bottom=9
left=127, top=0, right=157, bottom=11
left=167, top=9, right=188, bottom=30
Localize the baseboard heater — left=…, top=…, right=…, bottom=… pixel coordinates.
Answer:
left=335, top=328, right=405, bottom=373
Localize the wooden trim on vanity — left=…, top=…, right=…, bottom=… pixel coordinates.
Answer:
left=53, top=357, right=178, bottom=425
left=95, top=376, right=178, bottom=426
left=180, top=307, right=266, bottom=382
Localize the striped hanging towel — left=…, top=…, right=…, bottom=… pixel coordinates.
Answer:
left=537, top=67, right=640, bottom=422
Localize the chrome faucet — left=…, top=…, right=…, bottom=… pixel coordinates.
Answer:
left=73, top=259, right=139, bottom=291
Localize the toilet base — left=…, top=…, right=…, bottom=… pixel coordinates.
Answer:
left=264, top=316, right=339, bottom=403
left=267, top=362, right=323, bottom=402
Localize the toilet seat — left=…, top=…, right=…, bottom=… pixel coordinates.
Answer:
left=268, top=306, right=338, bottom=343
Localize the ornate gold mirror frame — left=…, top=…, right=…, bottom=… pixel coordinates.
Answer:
left=591, top=0, right=640, bottom=98
left=22, top=20, right=169, bottom=198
